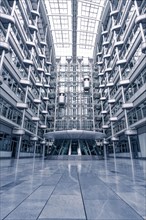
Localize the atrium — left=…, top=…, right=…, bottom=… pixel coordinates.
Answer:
left=0, top=0, right=146, bottom=219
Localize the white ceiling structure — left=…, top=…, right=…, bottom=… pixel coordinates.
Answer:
left=45, top=0, right=106, bottom=61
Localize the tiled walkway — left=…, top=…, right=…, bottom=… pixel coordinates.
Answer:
left=0, top=158, right=146, bottom=220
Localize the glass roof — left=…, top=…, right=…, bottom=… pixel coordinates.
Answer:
left=45, top=0, right=106, bottom=59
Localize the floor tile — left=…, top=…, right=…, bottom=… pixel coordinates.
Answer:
left=39, top=195, right=86, bottom=219
left=84, top=199, right=144, bottom=219
left=0, top=158, right=145, bottom=220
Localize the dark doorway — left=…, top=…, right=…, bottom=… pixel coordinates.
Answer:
left=130, top=135, right=140, bottom=159
left=11, top=139, right=17, bottom=158
left=71, top=140, right=78, bottom=155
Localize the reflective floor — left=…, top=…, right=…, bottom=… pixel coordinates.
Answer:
left=0, top=158, right=146, bottom=220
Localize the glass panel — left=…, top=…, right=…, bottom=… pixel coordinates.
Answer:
left=45, top=0, right=106, bottom=59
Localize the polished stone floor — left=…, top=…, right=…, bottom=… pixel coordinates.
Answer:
left=0, top=157, right=146, bottom=220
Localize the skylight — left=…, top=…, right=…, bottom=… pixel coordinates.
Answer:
left=77, top=0, right=105, bottom=58
left=45, top=0, right=106, bottom=60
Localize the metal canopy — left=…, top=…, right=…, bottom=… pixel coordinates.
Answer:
left=44, top=130, right=106, bottom=140
left=44, top=0, right=106, bottom=59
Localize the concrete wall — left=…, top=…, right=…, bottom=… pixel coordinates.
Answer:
left=138, top=125, right=146, bottom=158
left=0, top=151, right=41, bottom=158
left=0, top=151, right=12, bottom=158
left=109, top=152, right=130, bottom=158
left=19, top=152, right=41, bottom=158
left=138, top=133, right=146, bottom=158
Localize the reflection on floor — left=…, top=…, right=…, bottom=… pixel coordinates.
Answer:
left=0, top=158, right=146, bottom=220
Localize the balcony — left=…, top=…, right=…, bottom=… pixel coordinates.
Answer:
left=100, top=96, right=106, bottom=101
left=43, top=96, right=49, bottom=101
left=46, top=61, right=52, bottom=66
left=102, top=125, right=109, bottom=129
left=102, top=41, right=109, bottom=47
left=40, top=41, right=47, bottom=47
left=116, top=59, right=127, bottom=67
left=99, top=84, right=105, bottom=88
left=40, top=124, right=47, bottom=129
left=23, top=59, right=33, bottom=67
left=97, top=61, right=103, bottom=66
left=108, top=98, right=116, bottom=104
left=20, top=79, right=31, bottom=87
left=111, top=24, right=121, bottom=33
left=125, top=129, right=137, bottom=135
left=106, top=82, right=114, bottom=87
left=35, top=82, right=43, bottom=87
left=41, top=140, right=46, bottom=144
left=0, top=13, right=15, bottom=28
left=44, top=84, right=50, bottom=88
left=0, top=41, right=10, bottom=54
left=33, top=98, right=41, bottom=104
left=119, top=79, right=130, bottom=86
left=103, top=140, right=109, bottom=145
left=32, top=117, right=40, bottom=122
left=31, top=10, right=40, bottom=19
left=135, top=14, right=146, bottom=26
left=26, top=40, right=35, bottom=49
left=101, top=30, right=108, bottom=36
left=29, top=24, right=38, bottom=33
left=110, top=117, right=118, bottom=122
left=16, top=103, right=28, bottom=109
left=114, top=41, right=124, bottom=49
left=45, top=72, right=51, bottom=76
left=39, top=53, right=46, bottom=60
left=105, top=67, right=112, bottom=73
left=98, top=72, right=104, bottom=76
left=142, top=42, right=146, bottom=54
left=12, top=128, right=25, bottom=135
left=103, top=54, right=111, bottom=59
left=37, top=67, right=44, bottom=73
left=96, top=51, right=102, bottom=57
left=110, top=10, right=119, bottom=18
left=101, top=110, right=108, bottom=114
left=122, top=103, right=133, bottom=109
left=111, top=136, right=119, bottom=141
left=30, top=136, right=38, bottom=141
left=41, top=110, right=48, bottom=114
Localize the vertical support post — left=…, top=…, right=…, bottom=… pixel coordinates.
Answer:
left=17, top=136, right=22, bottom=159
left=33, top=142, right=37, bottom=158
left=42, top=143, right=46, bottom=159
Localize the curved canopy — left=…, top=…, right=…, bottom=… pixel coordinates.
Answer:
left=44, top=130, right=106, bottom=140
